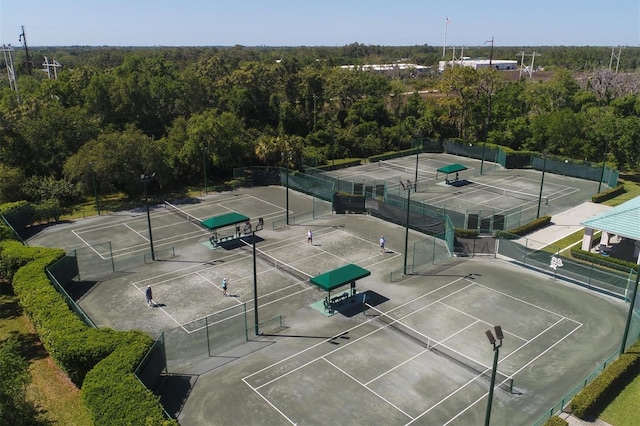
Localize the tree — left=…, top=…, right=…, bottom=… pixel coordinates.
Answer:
left=437, top=66, right=481, bottom=139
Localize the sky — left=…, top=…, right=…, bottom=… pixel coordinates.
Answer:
left=1, top=0, right=639, bottom=48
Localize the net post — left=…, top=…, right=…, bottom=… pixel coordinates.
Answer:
left=109, top=242, right=115, bottom=272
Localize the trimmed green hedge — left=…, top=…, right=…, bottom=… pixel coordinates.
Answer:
left=495, top=215, right=552, bottom=238
left=570, top=341, right=640, bottom=419
left=570, top=247, right=637, bottom=273
left=0, top=212, right=176, bottom=425
left=454, top=228, right=479, bottom=238
left=543, top=416, right=569, bottom=426
left=591, top=183, right=625, bottom=203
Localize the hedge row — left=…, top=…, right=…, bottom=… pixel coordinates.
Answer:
left=544, top=416, right=569, bottom=426
left=495, top=215, right=552, bottom=238
left=570, top=341, right=640, bottom=418
left=591, top=183, right=625, bottom=203
left=0, top=208, right=176, bottom=425
left=570, top=246, right=638, bottom=273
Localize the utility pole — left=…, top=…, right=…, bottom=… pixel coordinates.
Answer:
left=18, top=26, right=34, bottom=76
left=42, top=56, right=63, bottom=79
left=518, top=51, right=540, bottom=79
left=609, top=46, right=622, bottom=73
left=1, top=44, right=19, bottom=103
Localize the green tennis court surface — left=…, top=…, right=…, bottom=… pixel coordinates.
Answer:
left=24, top=173, right=623, bottom=425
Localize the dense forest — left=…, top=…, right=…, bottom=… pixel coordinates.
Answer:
left=0, top=44, right=639, bottom=212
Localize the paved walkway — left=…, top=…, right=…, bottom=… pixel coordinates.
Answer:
left=518, top=201, right=612, bottom=250
left=521, top=201, right=614, bottom=426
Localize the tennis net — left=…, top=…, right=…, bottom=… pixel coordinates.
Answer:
left=378, top=160, right=436, bottom=180
left=164, top=201, right=202, bottom=224
left=240, top=239, right=313, bottom=284
left=366, top=304, right=514, bottom=392
left=470, top=181, right=547, bottom=205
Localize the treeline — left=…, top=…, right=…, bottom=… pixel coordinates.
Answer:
left=0, top=45, right=639, bottom=211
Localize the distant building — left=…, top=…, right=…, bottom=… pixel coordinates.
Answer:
left=438, top=59, right=518, bottom=72
left=340, top=63, right=431, bottom=77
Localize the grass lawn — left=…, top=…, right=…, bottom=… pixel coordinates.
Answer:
left=600, top=374, right=640, bottom=426
left=0, top=283, right=92, bottom=426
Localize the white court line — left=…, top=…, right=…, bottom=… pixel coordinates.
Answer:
left=245, top=275, right=582, bottom=426
left=323, top=357, right=414, bottom=420
left=244, top=277, right=469, bottom=383
left=71, top=230, right=106, bottom=259
left=246, top=194, right=287, bottom=212
left=441, top=317, right=582, bottom=426
left=123, top=222, right=148, bottom=241
left=196, top=272, right=244, bottom=306
left=471, top=279, right=582, bottom=326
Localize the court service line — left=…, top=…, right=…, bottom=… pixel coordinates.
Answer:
left=184, top=286, right=314, bottom=335
left=322, top=357, right=414, bottom=420
left=246, top=387, right=297, bottom=425
left=246, top=193, right=288, bottom=212
left=471, top=280, right=583, bottom=326
left=71, top=230, right=106, bottom=259
left=246, top=280, right=479, bottom=421
left=123, top=223, right=148, bottom=241
left=245, top=277, right=470, bottom=386
left=436, top=301, right=528, bottom=343
left=197, top=273, right=244, bottom=306
left=441, top=317, right=581, bottom=426
left=133, top=284, right=186, bottom=330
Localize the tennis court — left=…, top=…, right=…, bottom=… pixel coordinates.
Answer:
left=23, top=170, right=625, bottom=425
left=323, top=154, right=600, bottom=227
left=176, top=258, right=626, bottom=426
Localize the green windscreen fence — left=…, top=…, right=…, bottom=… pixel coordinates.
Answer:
left=443, top=140, right=501, bottom=175
left=2, top=203, right=35, bottom=243
left=46, top=255, right=96, bottom=328
left=530, top=155, right=619, bottom=188
left=497, top=235, right=635, bottom=300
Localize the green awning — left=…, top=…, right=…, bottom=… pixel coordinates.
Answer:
left=310, top=264, right=371, bottom=292
left=437, top=163, right=468, bottom=174
left=200, top=212, right=250, bottom=231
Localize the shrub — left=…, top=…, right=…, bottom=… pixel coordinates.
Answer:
left=495, top=215, right=551, bottom=238
left=544, top=416, right=569, bottom=426
left=591, top=184, right=625, bottom=203
left=570, top=341, right=640, bottom=418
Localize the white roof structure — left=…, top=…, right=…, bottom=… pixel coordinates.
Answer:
left=438, top=59, right=518, bottom=72
left=340, top=63, right=431, bottom=74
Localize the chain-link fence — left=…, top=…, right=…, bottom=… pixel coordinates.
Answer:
left=45, top=255, right=96, bottom=328
left=497, top=236, right=635, bottom=299
left=531, top=155, right=618, bottom=189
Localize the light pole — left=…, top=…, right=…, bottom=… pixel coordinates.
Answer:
left=481, top=37, right=495, bottom=176
left=397, top=120, right=402, bottom=154
left=141, top=173, right=156, bottom=261
left=282, top=151, right=292, bottom=225
left=331, top=120, right=335, bottom=167
left=537, top=150, right=548, bottom=218
left=89, top=162, right=100, bottom=215
left=252, top=231, right=259, bottom=336
left=202, top=144, right=209, bottom=195
left=598, top=138, right=609, bottom=193
left=620, top=268, right=640, bottom=355
left=313, top=93, right=318, bottom=132
left=485, top=325, right=504, bottom=426
left=403, top=185, right=411, bottom=275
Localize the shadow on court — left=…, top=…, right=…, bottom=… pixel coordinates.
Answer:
left=216, top=234, right=265, bottom=250
left=331, top=290, right=389, bottom=318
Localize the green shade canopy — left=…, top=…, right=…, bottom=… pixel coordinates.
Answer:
left=200, top=212, right=250, bottom=230
left=310, top=264, right=371, bottom=292
left=437, top=163, right=468, bottom=174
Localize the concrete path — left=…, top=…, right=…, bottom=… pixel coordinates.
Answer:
left=521, top=201, right=614, bottom=426
left=517, top=201, right=612, bottom=250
